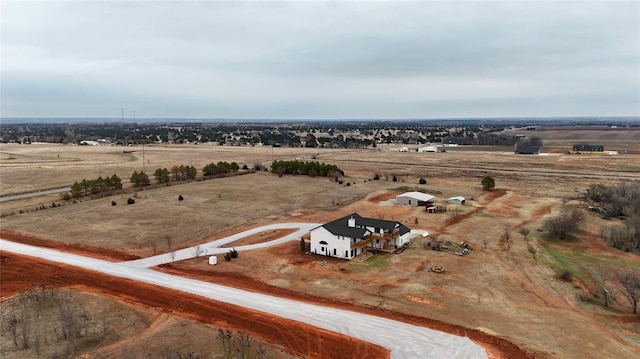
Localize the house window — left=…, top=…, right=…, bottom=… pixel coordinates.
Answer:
left=345, top=250, right=349, bottom=257
left=321, top=247, right=324, bottom=252
left=333, top=248, right=336, bottom=255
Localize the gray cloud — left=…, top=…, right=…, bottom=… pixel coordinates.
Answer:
left=1, top=1, right=638, bottom=119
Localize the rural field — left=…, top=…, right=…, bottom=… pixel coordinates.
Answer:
left=1, top=131, right=640, bottom=359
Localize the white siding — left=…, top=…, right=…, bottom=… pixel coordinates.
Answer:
left=310, top=226, right=354, bottom=259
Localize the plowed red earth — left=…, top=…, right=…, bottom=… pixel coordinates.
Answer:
left=1, top=231, right=531, bottom=359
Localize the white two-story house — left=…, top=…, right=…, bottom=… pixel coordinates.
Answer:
left=309, top=213, right=412, bottom=260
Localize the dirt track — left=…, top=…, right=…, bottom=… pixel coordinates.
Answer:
left=0, top=231, right=530, bottom=359
left=0, top=252, right=387, bottom=359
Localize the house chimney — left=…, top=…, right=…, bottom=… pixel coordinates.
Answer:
left=348, top=216, right=356, bottom=228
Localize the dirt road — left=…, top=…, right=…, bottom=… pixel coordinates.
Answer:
left=1, top=238, right=487, bottom=359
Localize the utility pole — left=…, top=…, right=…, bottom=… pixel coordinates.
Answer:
left=142, top=143, right=146, bottom=173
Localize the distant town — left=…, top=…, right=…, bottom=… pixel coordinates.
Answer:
left=1, top=117, right=638, bottom=148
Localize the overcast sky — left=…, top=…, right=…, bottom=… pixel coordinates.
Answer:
left=1, top=1, right=639, bottom=119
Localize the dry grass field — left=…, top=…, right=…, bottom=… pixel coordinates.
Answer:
left=1, top=132, right=640, bottom=359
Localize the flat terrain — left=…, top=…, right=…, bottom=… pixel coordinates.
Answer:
left=1, top=136, right=640, bottom=359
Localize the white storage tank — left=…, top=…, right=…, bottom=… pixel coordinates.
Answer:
left=208, top=256, right=218, bottom=265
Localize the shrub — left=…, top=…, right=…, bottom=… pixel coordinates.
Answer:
left=346, top=182, right=351, bottom=186
left=111, top=200, right=117, bottom=206
left=392, top=176, right=398, bottom=182
left=558, top=270, right=573, bottom=282
left=224, top=253, right=232, bottom=261
left=419, top=177, right=427, bottom=185
left=230, top=248, right=238, bottom=259
left=544, top=210, right=584, bottom=240
left=127, top=198, right=135, bottom=205
left=481, top=176, right=495, bottom=191
left=242, top=164, right=249, bottom=170
left=373, top=173, right=380, bottom=180
left=178, top=195, right=184, bottom=201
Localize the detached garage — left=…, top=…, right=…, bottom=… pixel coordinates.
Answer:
left=448, top=196, right=466, bottom=205
left=396, top=192, right=435, bottom=207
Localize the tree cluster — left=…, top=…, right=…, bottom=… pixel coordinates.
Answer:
left=543, top=209, right=585, bottom=240
left=203, top=161, right=239, bottom=176
left=69, top=174, right=122, bottom=198
left=519, top=136, right=543, bottom=147
left=600, top=217, right=640, bottom=253
left=130, top=171, right=150, bottom=187
left=170, top=165, right=197, bottom=181
left=3, top=284, right=109, bottom=357
left=584, top=181, right=640, bottom=218
left=270, top=160, right=343, bottom=178
left=154, top=168, right=171, bottom=183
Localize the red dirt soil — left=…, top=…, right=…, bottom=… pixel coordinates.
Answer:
left=0, top=230, right=139, bottom=261
left=0, top=253, right=387, bottom=359
left=0, top=231, right=533, bottom=359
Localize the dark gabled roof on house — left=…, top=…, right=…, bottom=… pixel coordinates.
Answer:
left=321, top=213, right=410, bottom=238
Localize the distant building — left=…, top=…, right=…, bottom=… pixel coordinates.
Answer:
left=396, top=192, right=435, bottom=207
left=448, top=196, right=466, bottom=205
left=515, top=146, right=539, bottom=154
left=417, top=146, right=438, bottom=153
left=573, top=144, right=604, bottom=152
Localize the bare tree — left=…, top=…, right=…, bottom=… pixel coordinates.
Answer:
left=518, top=228, right=531, bottom=241
left=150, top=239, right=158, bottom=255
left=527, top=242, right=538, bottom=262
left=450, top=208, right=461, bottom=223
left=191, top=245, right=207, bottom=258
left=595, top=265, right=612, bottom=307
left=169, top=251, right=176, bottom=263
left=235, top=330, right=253, bottom=359
left=165, top=235, right=172, bottom=250
left=615, top=269, right=640, bottom=314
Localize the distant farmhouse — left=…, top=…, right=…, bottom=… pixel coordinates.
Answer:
left=396, top=192, right=435, bottom=207
left=573, top=144, right=604, bottom=153
left=309, top=213, right=412, bottom=259
left=515, top=145, right=539, bottom=154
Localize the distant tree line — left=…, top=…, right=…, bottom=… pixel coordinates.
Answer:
left=270, top=160, right=343, bottom=178
left=69, top=174, right=123, bottom=198
left=203, top=161, right=239, bottom=176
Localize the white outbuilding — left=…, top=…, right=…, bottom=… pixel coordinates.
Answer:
left=417, top=146, right=438, bottom=153
left=396, top=192, right=435, bottom=206
left=447, top=196, right=466, bottom=205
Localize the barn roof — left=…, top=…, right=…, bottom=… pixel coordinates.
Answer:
left=397, top=192, right=435, bottom=202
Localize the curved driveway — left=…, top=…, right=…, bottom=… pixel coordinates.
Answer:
left=125, top=222, right=321, bottom=268
left=0, top=225, right=487, bottom=359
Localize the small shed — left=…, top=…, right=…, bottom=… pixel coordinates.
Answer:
left=208, top=256, right=218, bottom=265
left=448, top=196, right=466, bottom=205
left=396, top=192, right=435, bottom=207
